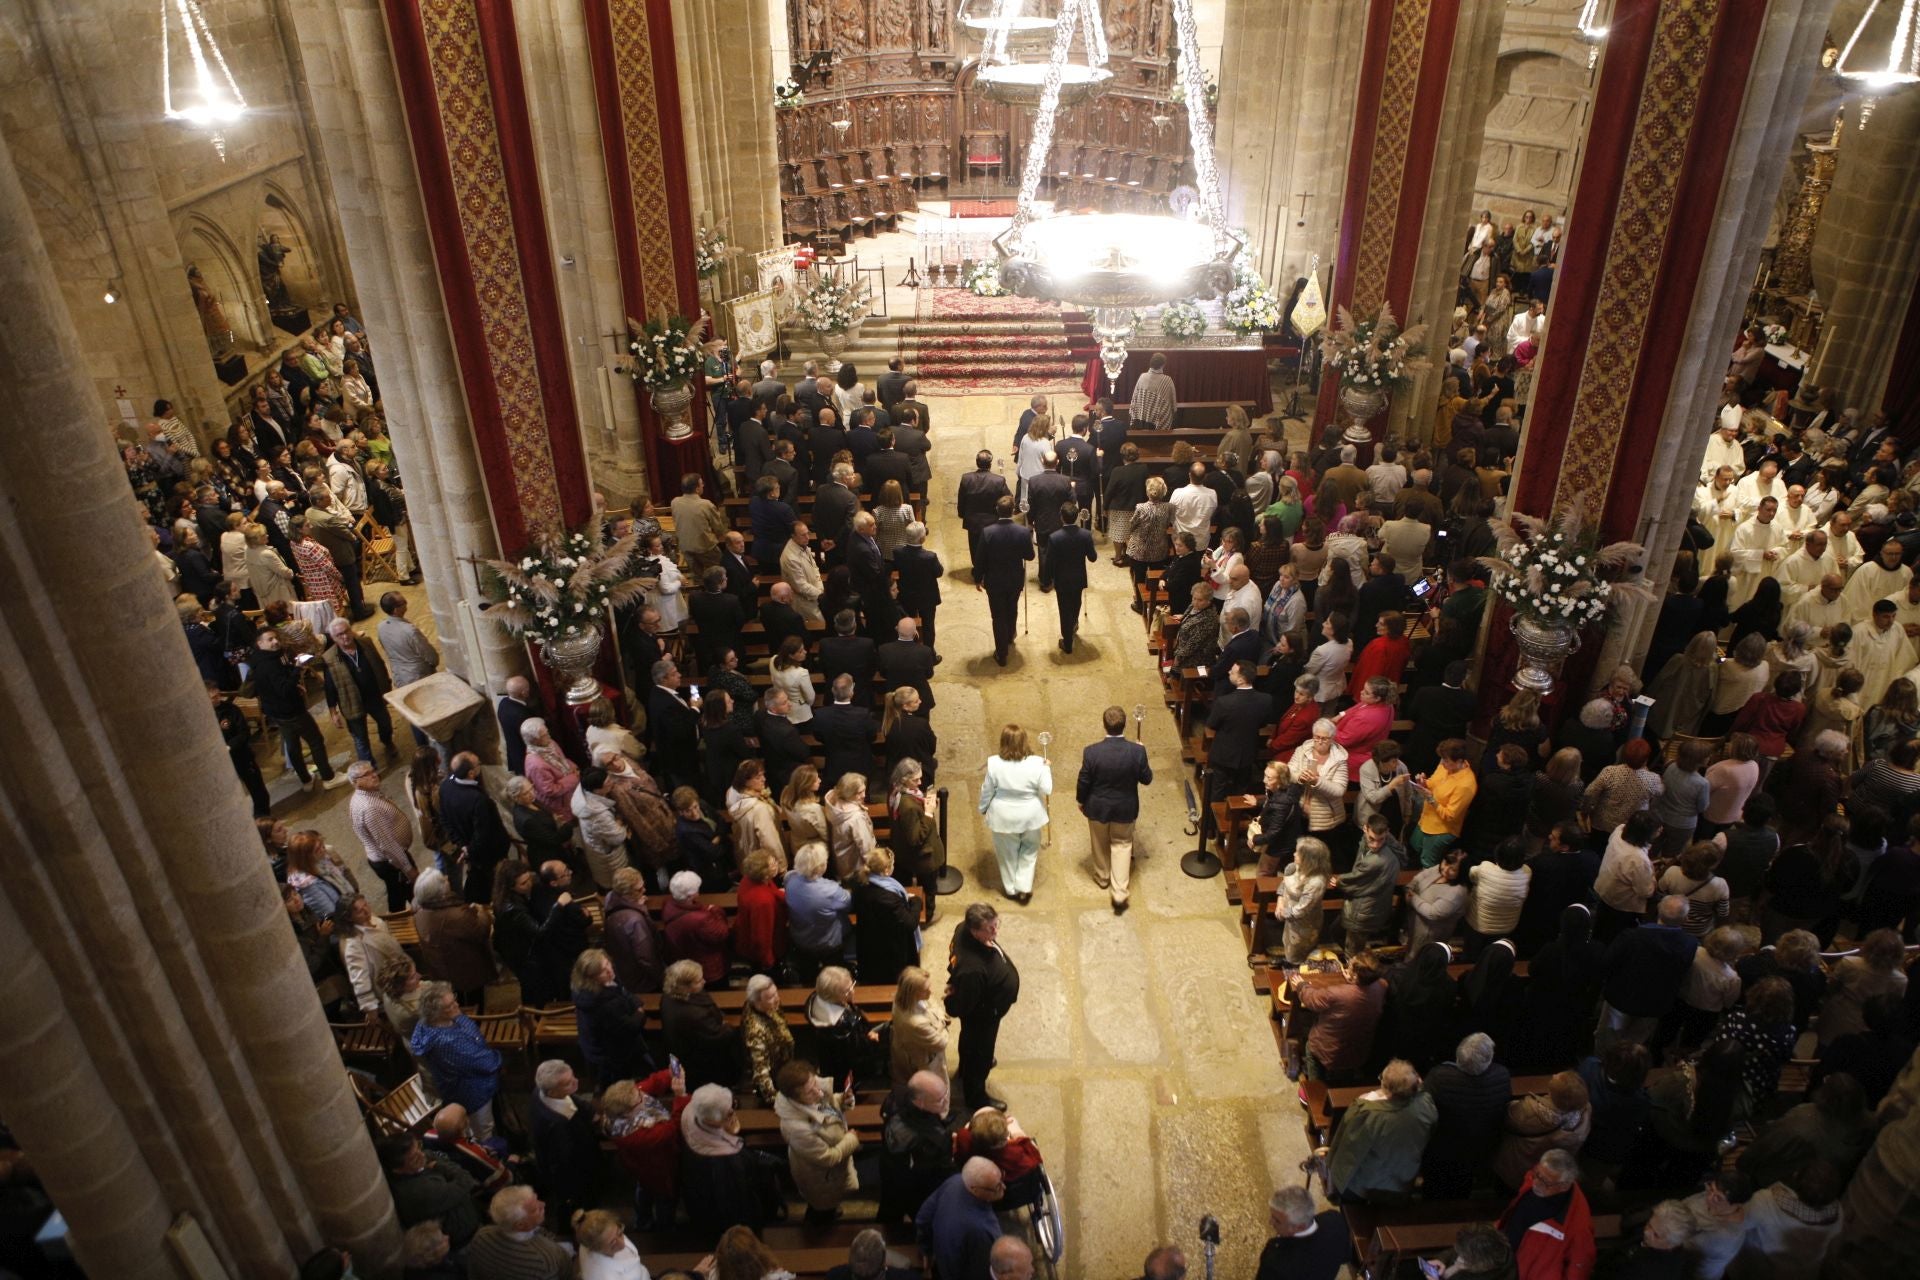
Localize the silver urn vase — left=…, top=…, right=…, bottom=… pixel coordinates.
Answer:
left=818, top=327, right=850, bottom=371
left=540, top=625, right=605, bottom=706
left=1338, top=383, right=1390, bottom=423
left=1511, top=614, right=1581, bottom=696
left=650, top=383, right=696, bottom=441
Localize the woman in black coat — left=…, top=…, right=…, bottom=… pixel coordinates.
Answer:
left=803, top=964, right=882, bottom=1087
left=1371, top=941, right=1459, bottom=1073
left=660, top=959, right=743, bottom=1092
left=1455, top=939, right=1518, bottom=1048
left=508, top=779, right=571, bottom=867
left=490, top=859, right=561, bottom=1004
left=1516, top=904, right=1606, bottom=1071
left=850, top=849, right=922, bottom=986
left=880, top=689, right=939, bottom=789
left=571, top=947, right=654, bottom=1083
left=699, top=694, right=753, bottom=807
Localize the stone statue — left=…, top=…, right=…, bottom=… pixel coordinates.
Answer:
left=1109, top=0, right=1139, bottom=50
left=257, top=234, right=293, bottom=310
left=187, top=264, right=232, bottom=354
left=874, top=0, right=911, bottom=48
left=925, top=0, right=947, bottom=47
left=830, top=0, right=865, bottom=48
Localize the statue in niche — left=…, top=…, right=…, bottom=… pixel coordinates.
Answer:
left=187, top=264, right=233, bottom=355
left=873, top=0, right=911, bottom=48
left=925, top=0, right=948, bottom=47
left=830, top=0, right=866, bottom=48
left=1108, top=0, right=1138, bottom=50
left=805, top=1, right=827, bottom=54
left=257, top=233, right=294, bottom=311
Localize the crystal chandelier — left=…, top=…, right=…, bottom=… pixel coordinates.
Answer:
left=161, top=0, right=248, bottom=159
left=1836, top=0, right=1920, bottom=88
left=996, top=0, right=1238, bottom=379
left=976, top=0, right=1113, bottom=108
left=957, top=0, right=1058, bottom=50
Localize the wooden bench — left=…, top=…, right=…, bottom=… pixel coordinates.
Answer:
left=1341, top=1201, right=1623, bottom=1280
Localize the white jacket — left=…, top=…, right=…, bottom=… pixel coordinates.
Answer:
left=571, top=786, right=631, bottom=888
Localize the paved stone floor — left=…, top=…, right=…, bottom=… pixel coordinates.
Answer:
left=284, top=390, right=1321, bottom=1277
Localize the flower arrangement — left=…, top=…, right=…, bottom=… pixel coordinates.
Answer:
left=1762, top=322, right=1790, bottom=346
left=695, top=225, right=730, bottom=280
left=1168, top=71, right=1219, bottom=111
left=1223, top=280, right=1282, bottom=334
left=622, top=311, right=705, bottom=391
left=773, top=79, right=805, bottom=111
left=795, top=274, right=863, bottom=331
left=1161, top=300, right=1208, bottom=339
left=1320, top=302, right=1433, bottom=392
left=963, top=259, right=1009, bottom=297
left=475, top=523, right=648, bottom=643
left=1478, top=501, right=1652, bottom=628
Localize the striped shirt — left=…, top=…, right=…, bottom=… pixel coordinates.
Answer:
left=1130, top=369, right=1178, bottom=430
left=349, top=788, right=415, bottom=870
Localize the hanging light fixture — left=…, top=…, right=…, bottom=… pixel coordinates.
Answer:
left=976, top=0, right=1113, bottom=108
left=162, top=0, right=248, bottom=159
left=957, top=0, right=1057, bottom=51
left=1573, top=0, right=1609, bottom=42
left=996, top=0, right=1238, bottom=380
left=1837, top=0, right=1920, bottom=88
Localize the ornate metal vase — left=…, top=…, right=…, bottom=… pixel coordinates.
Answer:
left=540, top=625, right=605, bottom=706
left=1511, top=614, right=1581, bottom=696
left=1338, top=383, right=1389, bottom=423
left=818, top=327, right=850, bottom=371
left=650, top=383, right=696, bottom=441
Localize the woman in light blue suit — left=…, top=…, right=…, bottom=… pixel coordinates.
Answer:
left=979, top=723, right=1053, bottom=903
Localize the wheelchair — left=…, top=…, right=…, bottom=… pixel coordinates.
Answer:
left=1001, top=1162, right=1065, bottom=1279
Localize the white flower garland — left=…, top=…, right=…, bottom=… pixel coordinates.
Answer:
left=1161, top=300, right=1207, bottom=338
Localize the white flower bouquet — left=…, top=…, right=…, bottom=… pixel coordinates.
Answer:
left=695, top=225, right=730, bottom=280
left=622, top=312, right=704, bottom=391
left=476, top=524, right=649, bottom=643
left=773, top=79, right=805, bottom=111
left=1161, top=300, right=1208, bottom=339
left=1223, top=281, right=1282, bottom=334
left=963, top=259, right=1009, bottom=298
left=1762, top=322, right=1789, bottom=346
left=1320, top=301, right=1432, bottom=392
left=1478, top=500, right=1653, bottom=627
left=796, top=275, right=864, bottom=331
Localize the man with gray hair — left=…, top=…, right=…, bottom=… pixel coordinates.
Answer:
left=526, top=1058, right=598, bottom=1232
left=1420, top=1032, right=1514, bottom=1198
left=1496, top=1150, right=1595, bottom=1279
left=990, top=1236, right=1035, bottom=1280
left=347, top=759, right=417, bottom=911
left=916, top=1156, right=1005, bottom=1280
left=1323, top=443, right=1368, bottom=510
left=464, top=1184, right=573, bottom=1278
left=1255, top=1186, right=1346, bottom=1280
left=795, top=359, right=826, bottom=414
left=1596, top=894, right=1700, bottom=1051
left=834, top=1226, right=921, bottom=1280
left=321, top=615, right=396, bottom=762
left=752, top=358, right=785, bottom=408
left=892, top=519, right=944, bottom=652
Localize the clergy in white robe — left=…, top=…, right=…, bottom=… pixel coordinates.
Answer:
left=1840, top=539, right=1912, bottom=623
left=1850, top=604, right=1914, bottom=705
left=1701, top=424, right=1746, bottom=484
left=1725, top=500, right=1785, bottom=610
left=1827, top=513, right=1865, bottom=577
left=1773, top=485, right=1817, bottom=552
left=1733, top=462, right=1784, bottom=522
left=1694, top=471, right=1741, bottom=575
left=1775, top=531, right=1835, bottom=603
left=1786, top=573, right=1851, bottom=633
left=1892, top=577, right=1920, bottom=646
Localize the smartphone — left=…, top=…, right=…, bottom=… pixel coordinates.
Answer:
left=687, top=683, right=701, bottom=698
left=1410, top=578, right=1434, bottom=599
left=669, top=1054, right=682, bottom=1077
left=1419, top=1260, right=1444, bottom=1280
left=294, top=652, right=315, bottom=665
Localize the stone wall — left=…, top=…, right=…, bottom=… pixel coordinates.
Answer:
left=1470, top=0, right=1595, bottom=226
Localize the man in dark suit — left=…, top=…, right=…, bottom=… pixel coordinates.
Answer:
left=1161, top=533, right=1204, bottom=616
left=957, top=451, right=1010, bottom=569
left=687, top=566, right=746, bottom=672
left=765, top=438, right=802, bottom=500
left=439, top=751, right=511, bottom=904
left=811, top=675, right=876, bottom=791
left=819, top=610, right=879, bottom=707
left=528, top=1060, right=600, bottom=1226
left=1047, top=502, right=1097, bottom=653
left=1403, top=659, right=1477, bottom=775
left=720, top=531, right=757, bottom=616
left=792, top=365, right=828, bottom=417
left=809, top=409, right=847, bottom=488
left=756, top=688, right=813, bottom=796
left=893, top=401, right=933, bottom=489
left=976, top=496, right=1034, bottom=666
left=876, top=356, right=910, bottom=409
left=1215, top=608, right=1263, bottom=691
left=811, top=463, right=859, bottom=563
left=877, top=616, right=938, bottom=711
left=617, top=605, right=665, bottom=698
left=1025, top=453, right=1073, bottom=592
left=645, top=660, right=702, bottom=791
left=863, top=428, right=914, bottom=497
left=496, top=676, right=539, bottom=775
left=1092, top=396, right=1126, bottom=484
left=1055, top=415, right=1098, bottom=511
left=1350, top=551, right=1407, bottom=657
left=892, top=524, right=944, bottom=652
left=848, top=511, right=899, bottom=640
left=735, top=399, right=773, bottom=483
left=846, top=408, right=881, bottom=471
left=1076, top=705, right=1154, bottom=911
left=758, top=582, right=810, bottom=654
left=897, top=381, right=933, bottom=437
left=1205, top=661, right=1275, bottom=802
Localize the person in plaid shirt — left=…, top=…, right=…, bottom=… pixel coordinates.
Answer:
left=289, top=516, right=347, bottom=611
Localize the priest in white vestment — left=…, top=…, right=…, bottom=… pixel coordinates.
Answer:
left=1892, top=576, right=1920, bottom=646
left=1726, top=498, right=1785, bottom=610
left=1841, top=537, right=1913, bottom=624
left=1827, top=511, right=1865, bottom=577
left=1786, top=573, right=1850, bottom=633
left=1700, top=421, right=1746, bottom=484
left=1772, top=484, right=1816, bottom=551
left=1850, top=601, right=1914, bottom=705
left=1733, top=459, right=1784, bottom=522
left=1775, top=530, right=1835, bottom=604
left=1694, top=468, right=1741, bottom=575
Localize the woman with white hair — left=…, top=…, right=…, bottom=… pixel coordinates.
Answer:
left=596, top=1069, right=690, bottom=1231
left=1764, top=619, right=1818, bottom=698
left=410, top=867, right=496, bottom=1003
left=678, top=1083, right=779, bottom=1236
left=658, top=958, right=739, bottom=1092
left=573, top=1207, right=647, bottom=1280
left=331, top=893, right=407, bottom=1017
left=785, top=842, right=852, bottom=982
left=519, top=718, right=580, bottom=820
left=741, top=972, right=795, bottom=1104
left=825, top=772, right=877, bottom=879
left=805, top=963, right=880, bottom=1086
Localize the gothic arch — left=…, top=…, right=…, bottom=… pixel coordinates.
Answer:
left=259, top=181, right=327, bottom=311
left=178, top=212, right=265, bottom=351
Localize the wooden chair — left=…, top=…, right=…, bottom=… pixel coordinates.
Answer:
left=357, top=511, right=399, bottom=583
left=354, top=1071, right=437, bottom=1138
left=965, top=131, right=1006, bottom=184
left=332, top=1019, right=400, bottom=1069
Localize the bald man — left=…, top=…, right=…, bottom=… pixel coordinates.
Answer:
left=917, top=1157, right=1005, bottom=1280
left=990, top=1237, right=1035, bottom=1280
left=1786, top=572, right=1849, bottom=633
left=759, top=580, right=810, bottom=654
left=497, top=675, right=537, bottom=774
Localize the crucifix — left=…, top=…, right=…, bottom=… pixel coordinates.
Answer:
left=1293, top=192, right=1313, bottom=227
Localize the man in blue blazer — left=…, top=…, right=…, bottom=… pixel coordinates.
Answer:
left=975, top=495, right=1034, bottom=666
left=1047, top=502, right=1098, bottom=653
left=1076, top=706, right=1154, bottom=911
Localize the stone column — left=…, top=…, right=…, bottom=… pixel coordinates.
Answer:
left=1502, top=0, right=1834, bottom=690
left=1214, top=0, right=1368, bottom=290
left=1808, top=87, right=1920, bottom=417
left=674, top=0, right=783, bottom=262
left=0, top=118, right=399, bottom=1278
left=278, top=0, right=527, bottom=692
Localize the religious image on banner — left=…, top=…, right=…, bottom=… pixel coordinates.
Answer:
left=756, top=247, right=798, bottom=318
left=729, top=289, right=779, bottom=360
left=1291, top=267, right=1327, bottom=339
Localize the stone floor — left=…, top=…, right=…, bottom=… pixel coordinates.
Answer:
left=282, top=390, right=1323, bottom=1277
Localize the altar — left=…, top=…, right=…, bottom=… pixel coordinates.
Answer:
left=1083, top=340, right=1276, bottom=416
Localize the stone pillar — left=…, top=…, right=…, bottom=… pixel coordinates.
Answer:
left=674, top=0, right=783, bottom=262
left=1502, top=0, right=1834, bottom=690
left=1213, top=0, right=1368, bottom=289
left=1312, top=0, right=1487, bottom=439
left=278, top=0, right=526, bottom=692
left=0, top=119, right=399, bottom=1278
left=1808, top=87, right=1920, bottom=418
left=379, top=0, right=597, bottom=551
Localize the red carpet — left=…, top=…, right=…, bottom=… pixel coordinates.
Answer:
left=904, top=290, right=1082, bottom=391
left=950, top=198, right=1019, bottom=218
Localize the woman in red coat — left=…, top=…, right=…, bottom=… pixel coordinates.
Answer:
left=733, top=849, right=789, bottom=975
left=598, top=1064, right=692, bottom=1228
left=1334, top=677, right=1398, bottom=775
left=1348, top=611, right=1412, bottom=696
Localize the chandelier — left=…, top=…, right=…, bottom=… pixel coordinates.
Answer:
left=1572, top=0, right=1609, bottom=42
left=1836, top=0, right=1920, bottom=88
left=995, top=0, right=1238, bottom=379
left=957, top=0, right=1058, bottom=50
left=161, top=0, right=248, bottom=159
left=976, top=0, right=1113, bottom=108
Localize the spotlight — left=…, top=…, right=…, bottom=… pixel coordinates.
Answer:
left=103, top=284, right=121, bottom=304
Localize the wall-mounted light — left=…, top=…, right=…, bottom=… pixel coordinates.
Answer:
left=103, top=282, right=122, bottom=304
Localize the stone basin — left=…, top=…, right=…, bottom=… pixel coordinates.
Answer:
left=385, top=671, right=488, bottom=742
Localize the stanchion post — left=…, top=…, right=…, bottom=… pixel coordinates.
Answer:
left=1181, top=767, right=1222, bottom=879
left=934, top=784, right=964, bottom=895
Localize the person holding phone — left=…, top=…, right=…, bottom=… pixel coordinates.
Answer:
left=250, top=629, right=344, bottom=790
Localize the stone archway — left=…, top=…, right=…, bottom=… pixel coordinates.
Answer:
left=1473, top=47, right=1591, bottom=225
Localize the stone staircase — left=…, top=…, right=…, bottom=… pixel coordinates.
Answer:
left=899, top=294, right=1086, bottom=391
